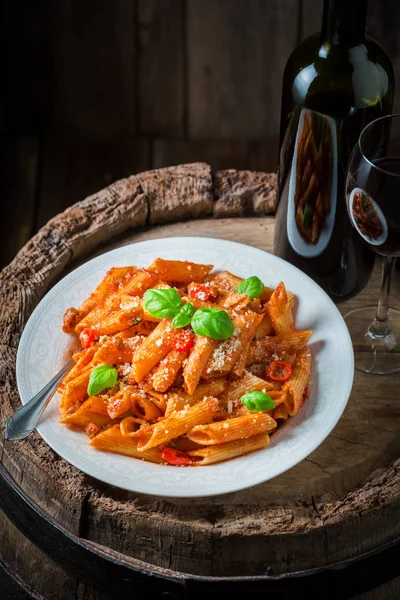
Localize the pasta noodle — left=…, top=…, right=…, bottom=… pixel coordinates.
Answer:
left=58, top=259, right=313, bottom=467
left=187, top=433, right=270, bottom=465
left=187, top=413, right=277, bottom=445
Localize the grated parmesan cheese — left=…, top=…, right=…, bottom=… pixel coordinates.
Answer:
left=207, top=328, right=241, bottom=372
left=119, top=299, right=139, bottom=311
left=122, top=363, right=132, bottom=376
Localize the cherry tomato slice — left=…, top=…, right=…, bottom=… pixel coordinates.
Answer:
left=160, top=448, right=191, bottom=466
left=266, top=360, right=292, bottom=382
left=172, top=329, right=195, bottom=353
left=189, top=284, right=215, bottom=302
left=79, top=328, right=96, bottom=349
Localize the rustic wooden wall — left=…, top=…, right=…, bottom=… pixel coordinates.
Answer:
left=1, top=0, right=399, bottom=267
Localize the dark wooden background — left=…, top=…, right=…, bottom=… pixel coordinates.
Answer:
left=1, top=0, right=399, bottom=267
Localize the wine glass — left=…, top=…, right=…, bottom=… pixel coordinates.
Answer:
left=344, top=114, right=400, bottom=374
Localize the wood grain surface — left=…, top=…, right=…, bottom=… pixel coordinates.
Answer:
left=137, top=0, right=185, bottom=136
left=187, top=0, right=299, bottom=139
left=1, top=165, right=400, bottom=587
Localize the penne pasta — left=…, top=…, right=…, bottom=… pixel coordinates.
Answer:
left=254, top=311, right=273, bottom=340
left=137, top=397, right=219, bottom=451
left=93, top=298, right=142, bottom=336
left=273, top=403, right=289, bottom=421
left=128, top=389, right=163, bottom=423
left=58, top=259, right=312, bottom=468
left=246, top=330, right=313, bottom=364
left=59, top=369, right=93, bottom=413
left=187, top=413, right=277, bottom=445
left=94, top=336, right=144, bottom=364
left=90, top=425, right=163, bottom=463
left=188, top=433, right=270, bottom=465
left=138, top=384, right=167, bottom=412
left=220, top=292, right=251, bottom=311
left=107, top=391, right=131, bottom=419
left=75, top=269, right=157, bottom=333
left=150, top=349, right=188, bottom=392
left=183, top=335, right=217, bottom=395
left=282, top=351, right=311, bottom=415
left=58, top=346, right=98, bottom=394
left=268, top=282, right=295, bottom=335
left=60, top=396, right=115, bottom=429
left=232, top=313, right=264, bottom=377
left=62, top=266, right=138, bottom=332
left=203, top=314, right=256, bottom=377
left=165, top=379, right=227, bottom=416
left=148, top=259, right=213, bottom=283
left=130, top=319, right=175, bottom=383
left=218, top=371, right=273, bottom=410
left=120, top=416, right=148, bottom=437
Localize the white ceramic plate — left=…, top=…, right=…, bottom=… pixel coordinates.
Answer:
left=16, top=237, right=354, bottom=498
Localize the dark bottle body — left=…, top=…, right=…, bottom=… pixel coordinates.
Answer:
left=274, top=1, right=394, bottom=301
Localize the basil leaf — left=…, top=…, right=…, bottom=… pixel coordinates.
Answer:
left=191, top=308, right=234, bottom=340
left=88, top=365, right=118, bottom=397
left=235, top=276, right=264, bottom=300
left=143, top=288, right=182, bottom=318
left=241, top=391, right=275, bottom=412
left=172, top=303, right=195, bottom=329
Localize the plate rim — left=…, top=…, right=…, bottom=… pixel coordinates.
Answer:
left=16, top=236, right=354, bottom=498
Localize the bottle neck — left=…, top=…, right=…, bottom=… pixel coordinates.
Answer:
left=321, top=0, right=367, bottom=46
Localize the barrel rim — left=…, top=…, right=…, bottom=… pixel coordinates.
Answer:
left=1, top=463, right=400, bottom=597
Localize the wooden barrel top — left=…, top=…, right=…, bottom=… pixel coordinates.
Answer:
left=1, top=163, right=400, bottom=595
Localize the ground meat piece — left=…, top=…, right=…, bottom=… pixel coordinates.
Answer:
left=85, top=422, right=101, bottom=439
left=62, top=307, right=80, bottom=333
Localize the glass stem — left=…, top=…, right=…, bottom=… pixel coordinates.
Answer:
left=369, top=255, right=397, bottom=337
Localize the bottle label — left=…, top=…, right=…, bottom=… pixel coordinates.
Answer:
left=287, top=108, right=338, bottom=257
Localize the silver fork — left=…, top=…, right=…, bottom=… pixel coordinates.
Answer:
left=5, top=359, right=74, bottom=441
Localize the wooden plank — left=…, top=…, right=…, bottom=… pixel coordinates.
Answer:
left=187, top=0, right=298, bottom=139
left=0, top=0, right=51, bottom=134
left=0, top=137, right=39, bottom=268
left=137, top=0, right=185, bottom=136
left=353, top=575, right=400, bottom=600
left=367, top=0, right=400, bottom=113
left=37, top=136, right=150, bottom=228
left=0, top=558, right=39, bottom=600
left=48, top=0, right=136, bottom=138
left=153, top=138, right=279, bottom=172
left=0, top=507, right=112, bottom=600
left=301, top=0, right=323, bottom=40
left=0, top=509, right=79, bottom=600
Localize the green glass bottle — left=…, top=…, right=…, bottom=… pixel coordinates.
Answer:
left=274, top=0, right=394, bottom=300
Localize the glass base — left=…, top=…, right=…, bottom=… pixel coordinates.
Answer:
left=343, top=306, right=400, bottom=374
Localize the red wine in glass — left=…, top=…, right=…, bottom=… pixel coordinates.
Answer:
left=345, top=115, right=400, bottom=374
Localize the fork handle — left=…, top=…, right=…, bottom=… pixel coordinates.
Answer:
left=5, top=358, right=74, bottom=441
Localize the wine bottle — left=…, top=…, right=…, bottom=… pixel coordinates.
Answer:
left=274, top=0, right=394, bottom=301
